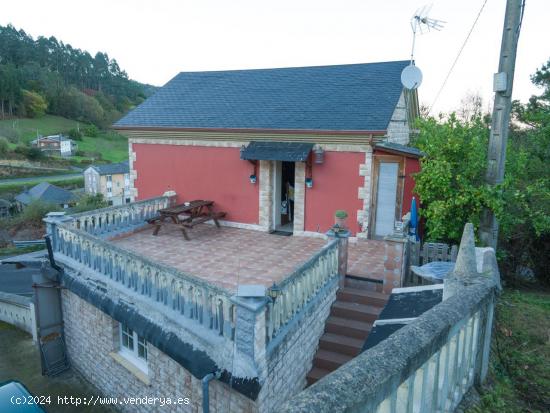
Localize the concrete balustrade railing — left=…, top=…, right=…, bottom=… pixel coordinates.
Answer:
left=266, top=239, right=339, bottom=341
left=69, top=196, right=171, bottom=236
left=47, top=196, right=237, bottom=341
left=279, top=224, right=500, bottom=413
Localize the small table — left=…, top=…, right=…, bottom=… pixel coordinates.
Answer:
left=147, top=200, right=226, bottom=240
left=410, top=261, right=455, bottom=284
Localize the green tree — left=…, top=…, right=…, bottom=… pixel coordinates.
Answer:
left=498, top=59, right=550, bottom=282
left=21, top=89, right=47, bottom=117
left=413, top=59, right=550, bottom=283
left=411, top=114, right=498, bottom=243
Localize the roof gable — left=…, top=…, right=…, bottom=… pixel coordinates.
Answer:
left=114, top=61, right=410, bottom=132
left=89, top=161, right=129, bottom=175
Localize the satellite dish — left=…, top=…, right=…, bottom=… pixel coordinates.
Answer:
left=401, top=65, right=423, bottom=90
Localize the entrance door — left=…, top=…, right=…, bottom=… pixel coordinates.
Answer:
left=272, top=161, right=295, bottom=233
left=374, top=162, right=399, bottom=237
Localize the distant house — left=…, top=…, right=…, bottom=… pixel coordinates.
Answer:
left=30, top=134, right=77, bottom=156
left=15, top=182, right=76, bottom=210
left=83, top=161, right=131, bottom=206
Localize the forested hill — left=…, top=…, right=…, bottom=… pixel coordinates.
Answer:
left=0, top=24, right=156, bottom=127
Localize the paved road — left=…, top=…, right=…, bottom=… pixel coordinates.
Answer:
left=0, top=173, right=81, bottom=186
left=0, top=263, right=35, bottom=295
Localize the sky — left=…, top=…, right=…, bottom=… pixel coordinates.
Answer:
left=1, top=0, right=548, bottom=114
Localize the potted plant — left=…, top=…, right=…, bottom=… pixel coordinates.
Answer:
left=334, top=210, right=348, bottom=229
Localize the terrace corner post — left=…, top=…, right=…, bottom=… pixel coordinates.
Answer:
left=326, top=229, right=350, bottom=288
left=382, top=231, right=409, bottom=295
left=230, top=295, right=270, bottom=379
left=44, top=211, right=73, bottom=250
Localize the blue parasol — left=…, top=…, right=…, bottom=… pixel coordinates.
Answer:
left=410, top=196, right=419, bottom=241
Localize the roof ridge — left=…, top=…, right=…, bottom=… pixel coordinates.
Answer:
left=175, top=60, right=411, bottom=75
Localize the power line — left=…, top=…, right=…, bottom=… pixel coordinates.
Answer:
left=429, top=0, right=489, bottom=113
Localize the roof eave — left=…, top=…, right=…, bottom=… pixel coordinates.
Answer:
left=112, top=125, right=387, bottom=136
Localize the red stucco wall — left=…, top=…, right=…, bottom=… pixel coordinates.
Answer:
left=304, top=151, right=364, bottom=235
left=133, top=144, right=259, bottom=224
left=403, top=156, right=421, bottom=215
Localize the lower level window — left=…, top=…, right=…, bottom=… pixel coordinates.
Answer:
left=119, top=324, right=148, bottom=372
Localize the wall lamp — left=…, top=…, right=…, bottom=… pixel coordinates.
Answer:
left=305, top=154, right=314, bottom=188
left=248, top=160, right=258, bottom=184
left=267, top=283, right=282, bottom=302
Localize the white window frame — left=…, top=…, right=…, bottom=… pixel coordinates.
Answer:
left=119, top=324, right=148, bottom=373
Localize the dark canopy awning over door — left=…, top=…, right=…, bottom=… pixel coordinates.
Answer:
left=240, top=141, right=314, bottom=162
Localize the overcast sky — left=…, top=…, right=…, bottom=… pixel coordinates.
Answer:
left=1, top=0, right=548, bottom=114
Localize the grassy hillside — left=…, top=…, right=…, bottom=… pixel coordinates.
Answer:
left=0, top=115, right=128, bottom=163
left=468, top=288, right=550, bottom=412
left=0, top=115, right=80, bottom=143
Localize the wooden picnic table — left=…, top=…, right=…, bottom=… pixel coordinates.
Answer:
left=147, top=199, right=226, bottom=240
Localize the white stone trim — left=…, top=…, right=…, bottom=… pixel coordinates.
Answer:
left=109, top=352, right=150, bottom=385
left=392, top=284, right=444, bottom=294
left=204, top=219, right=266, bottom=232
left=373, top=317, right=417, bottom=326
left=357, top=146, right=374, bottom=237
left=128, top=137, right=373, bottom=152
left=293, top=162, right=306, bottom=232
left=258, top=160, right=273, bottom=231
left=128, top=141, right=138, bottom=200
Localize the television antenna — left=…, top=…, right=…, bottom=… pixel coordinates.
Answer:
left=410, top=4, right=445, bottom=63
left=402, top=4, right=446, bottom=90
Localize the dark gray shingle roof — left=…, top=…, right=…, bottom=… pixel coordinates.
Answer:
left=15, top=182, right=76, bottom=205
left=90, top=161, right=129, bottom=175
left=375, top=141, right=425, bottom=158
left=114, top=61, right=410, bottom=131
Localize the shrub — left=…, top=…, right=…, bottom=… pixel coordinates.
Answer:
left=8, top=200, right=60, bottom=228
left=82, top=124, right=99, bottom=137
left=335, top=210, right=348, bottom=219
left=68, top=128, right=83, bottom=140
left=0, top=137, right=9, bottom=156
left=14, top=145, right=44, bottom=161
left=71, top=193, right=108, bottom=213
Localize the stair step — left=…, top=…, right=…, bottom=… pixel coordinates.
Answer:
left=319, top=333, right=364, bottom=356
left=332, top=301, right=381, bottom=323
left=306, top=367, right=331, bottom=386
left=345, top=277, right=383, bottom=292
left=313, top=349, right=353, bottom=371
left=325, top=316, right=373, bottom=339
left=337, top=287, right=388, bottom=307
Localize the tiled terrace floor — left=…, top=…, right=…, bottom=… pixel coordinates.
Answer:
left=111, top=224, right=326, bottom=292
left=347, top=239, right=386, bottom=281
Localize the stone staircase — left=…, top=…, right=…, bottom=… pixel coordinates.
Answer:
left=306, top=277, right=388, bottom=386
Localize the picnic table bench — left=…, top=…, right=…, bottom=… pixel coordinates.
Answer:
left=147, top=199, right=226, bottom=240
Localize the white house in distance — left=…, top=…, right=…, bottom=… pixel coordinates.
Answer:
left=30, top=134, right=77, bottom=157
left=83, top=161, right=131, bottom=206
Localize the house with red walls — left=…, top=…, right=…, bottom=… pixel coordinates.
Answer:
left=114, top=60, right=422, bottom=239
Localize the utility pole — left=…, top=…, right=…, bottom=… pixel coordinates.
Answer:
left=479, top=0, right=524, bottom=249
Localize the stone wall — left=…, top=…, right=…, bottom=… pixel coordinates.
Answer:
left=386, top=92, right=410, bottom=145
left=61, top=290, right=256, bottom=413
left=256, top=278, right=338, bottom=412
